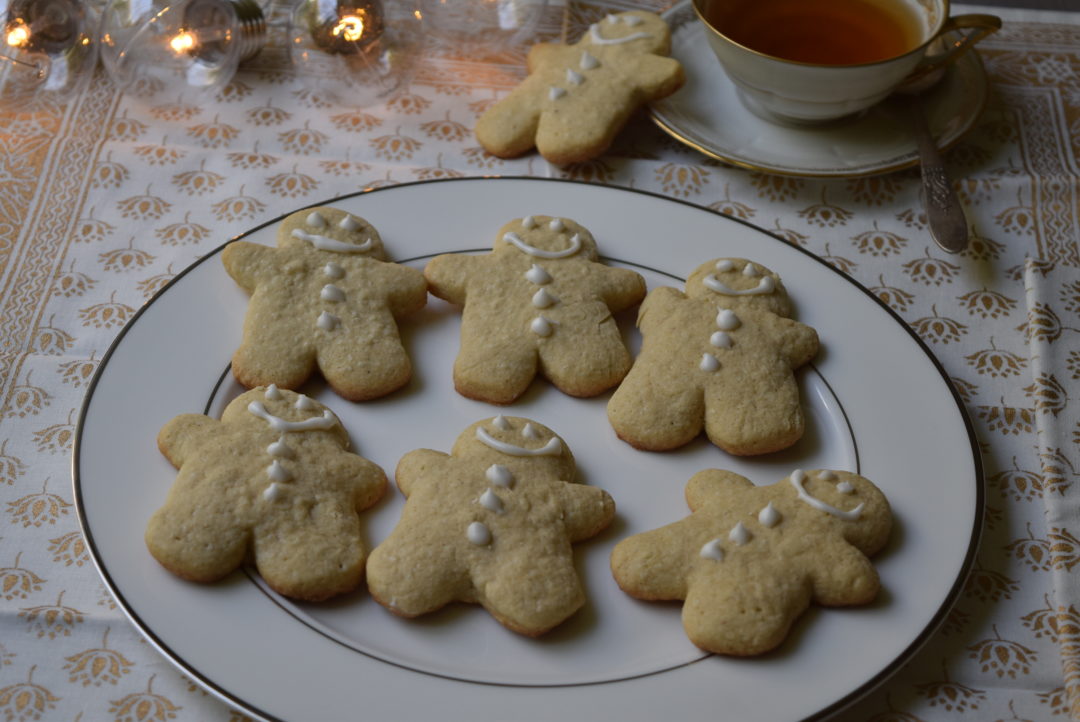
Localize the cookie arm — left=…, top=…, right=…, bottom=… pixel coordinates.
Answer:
left=558, top=483, right=615, bottom=542
left=595, top=265, right=647, bottom=313
left=610, top=520, right=693, bottom=599
left=770, top=317, right=820, bottom=368
left=327, top=451, right=388, bottom=511
left=221, top=241, right=276, bottom=292
left=635, top=286, right=684, bottom=335
left=156, top=414, right=220, bottom=468
left=624, top=55, right=685, bottom=100
left=394, top=448, right=450, bottom=497
left=381, top=262, right=428, bottom=317
left=684, top=469, right=755, bottom=512
left=423, top=253, right=478, bottom=305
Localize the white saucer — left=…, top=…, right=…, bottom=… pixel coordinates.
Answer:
left=650, top=1, right=989, bottom=178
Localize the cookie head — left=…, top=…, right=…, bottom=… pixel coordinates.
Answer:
left=493, top=216, right=600, bottom=262
left=221, top=385, right=350, bottom=447
left=279, top=207, right=387, bottom=260
left=686, top=257, right=794, bottom=316
left=784, top=469, right=892, bottom=555
left=582, top=11, right=671, bottom=56
left=453, top=415, right=576, bottom=480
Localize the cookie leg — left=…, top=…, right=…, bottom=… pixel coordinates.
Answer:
left=607, top=367, right=705, bottom=451
left=252, top=499, right=366, bottom=601
left=366, top=536, right=468, bottom=617
left=538, top=315, right=632, bottom=397
left=233, top=311, right=316, bottom=390
left=145, top=494, right=249, bottom=583
left=703, top=366, right=805, bottom=456
left=317, top=310, right=412, bottom=401
left=535, top=104, right=630, bottom=165
left=479, top=553, right=585, bottom=636
left=452, top=335, right=538, bottom=405
left=682, top=571, right=810, bottom=656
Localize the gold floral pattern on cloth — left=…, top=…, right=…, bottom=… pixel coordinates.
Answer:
left=0, top=2, right=1078, bottom=719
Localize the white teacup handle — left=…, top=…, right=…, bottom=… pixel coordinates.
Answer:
left=913, top=14, right=1002, bottom=81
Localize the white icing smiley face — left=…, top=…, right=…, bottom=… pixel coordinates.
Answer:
left=698, top=469, right=861, bottom=564
left=703, top=258, right=778, bottom=297
left=290, top=210, right=377, bottom=254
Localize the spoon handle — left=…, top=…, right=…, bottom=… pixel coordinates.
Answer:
left=909, top=98, right=968, bottom=253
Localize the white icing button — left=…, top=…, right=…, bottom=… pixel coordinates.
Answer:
left=566, top=68, right=584, bottom=85
left=758, top=503, right=781, bottom=528
left=522, top=423, right=540, bottom=440
left=743, top=263, right=761, bottom=277
left=264, top=384, right=282, bottom=401
left=479, top=489, right=504, bottom=513
left=624, top=14, right=643, bottom=25
left=549, top=86, right=566, bottom=101
left=486, top=464, right=514, bottom=487
left=267, top=437, right=293, bottom=458
left=700, top=353, right=720, bottom=372
left=306, top=211, right=326, bottom=228
left=522, top=216, right=537, bottom=229
left=531, top=316, right=554, bottom=337
left=716, top=309, right=741, bottom=330
left=324, top=262, right=344, bottom=279
left=532, top=288, right=558, bottom=308
left=267, top=460, right=291, bottom=482
left=710, top=331, right=733, bottom=349
left=549, top=218, right=565, bottom=232
left=295, top=395, right=316, bottom=411
left=525, top=264, right=552, bottom=285
left=818, top=469, right=837, bottom=481
left=321, top=284, right=345, bottom=302
left=728, top=522, right=751, bottom=546
left=263, top=482, right=283, bottom=502
left=467, top=521, right=492, bottom=546
left=700, top=538, right=724, bottom=561
left=715, top=259, right=734, bottom=272
left=837, top=481, right=855, bottom=495
left=317, top=311, right=339, bottom=331
left=492, top=415, right=511, bottom=430
left=338, top=214, right=361, bottom=231
left=606, top=13, right=617, bottom=23
left=580, top=51, right=600, bottom=70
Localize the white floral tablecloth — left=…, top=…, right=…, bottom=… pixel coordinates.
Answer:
left=1, top=1, right=1079, bottom=720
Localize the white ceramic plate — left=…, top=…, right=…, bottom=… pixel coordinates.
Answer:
left=75, top=177, right=981, bottom=722
left=650, top=1, right=989, bottom=178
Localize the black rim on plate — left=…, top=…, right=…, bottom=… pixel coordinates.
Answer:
left=72, top=176, right=984, bottom=722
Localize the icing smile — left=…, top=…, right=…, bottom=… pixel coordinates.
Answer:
left=503, top=232, right=582, bottom=259
left=475, top=426, right=563, bottom=456
left=703, top=274, right=777, bottom=296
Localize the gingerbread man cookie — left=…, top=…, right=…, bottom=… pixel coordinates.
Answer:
left=222, top=207, right=427, bottom=401
left=424, top=215, right=646, bottom=404
left=610, top=468, right=892, bottom=656
left=146, top=386, right=387, bottom=601
left=366, top=416, right=615, bottom=636
left=475, top=11, right=684, bottom=165
left=607, top=258, right=819, bottom=455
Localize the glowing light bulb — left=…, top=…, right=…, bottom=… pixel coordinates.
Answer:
left=0, top=0, right=97, bottom=107
left=169, top=29, right=196, bottom=53
left=331, top=14, right=363, bottom=42
left=287, top=0, right=425, bottom=105
left=6, top=22, right=30, bottom=47
left=100, top=0, right=265, bottom=93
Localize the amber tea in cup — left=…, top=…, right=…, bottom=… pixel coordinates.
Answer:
left=706, top=0, right=922, bottom=65
left=694, top=0, right=1001, bottom=124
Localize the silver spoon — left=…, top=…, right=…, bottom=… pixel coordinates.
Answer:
left=895, top=66, right=968, bottom=254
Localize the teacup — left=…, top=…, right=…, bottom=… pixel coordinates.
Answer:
left=693, top=0, right=1000, bottom=124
